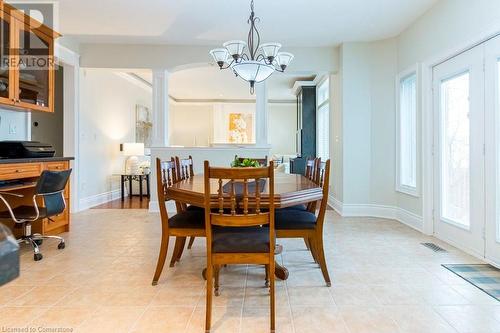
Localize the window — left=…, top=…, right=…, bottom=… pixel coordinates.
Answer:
left=397, top=69, right=418, bottom=195
left=316, top=78, right=329, bottom=160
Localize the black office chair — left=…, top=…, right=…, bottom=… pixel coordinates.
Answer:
left=0, top=169, right=72, bottom=261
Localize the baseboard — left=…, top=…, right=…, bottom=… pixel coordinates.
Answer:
left=79, top=189, right=122, bottom=211
left=328, top=195, right=423, bottom=232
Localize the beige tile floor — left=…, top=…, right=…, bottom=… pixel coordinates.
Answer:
left=1, top=209, right=499, bottom=333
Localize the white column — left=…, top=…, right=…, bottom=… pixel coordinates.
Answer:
left=152, top=69, right=169, bottom=146
left=255, top=81, right=269, bottom=146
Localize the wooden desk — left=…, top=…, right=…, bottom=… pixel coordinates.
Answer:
left=0, top=157, right=73, bottom=236
left=166, top=173, right=323, bottom=280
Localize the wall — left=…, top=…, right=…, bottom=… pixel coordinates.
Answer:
left=0, top=109, right=29, bottom=141
left=395, top=0, right=500, bottom=217
left=168, top=102, right=296, bottom=156
left=79, top=69, right=152, bottom=209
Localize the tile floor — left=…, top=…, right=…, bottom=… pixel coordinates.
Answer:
left=1, top=209, right=499, bottom=333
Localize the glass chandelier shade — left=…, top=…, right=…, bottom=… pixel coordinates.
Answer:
left=209, top=0, right=293, bottom=94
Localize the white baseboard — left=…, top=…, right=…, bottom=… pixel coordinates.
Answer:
left=79, top=189, right=122, bottom=211
left=328, top=195, right=423, bottom=232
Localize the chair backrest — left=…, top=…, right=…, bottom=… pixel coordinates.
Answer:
left=305, top=157, right=320, bottom=181
left=156, top=157, right=180, bottom=222
left=203, top=161, right=275, bottom=237
left=314, top=159, right=331, bottom=231
left=235, top=155, right=268, bottom=166
left=175, top=155, right=194, bottom=181
left=35, top=169, right=72, bottom=217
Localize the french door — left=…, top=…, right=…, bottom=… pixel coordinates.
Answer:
left=485, top=35, right=500, bottom=264
left=433, top=36, right=500, bottom=265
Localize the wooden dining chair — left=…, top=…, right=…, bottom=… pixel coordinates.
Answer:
left=175, top=155, right=199, bottom=249
left=204, top=161, right=276, bottom=333
left=152, top=157, right=205, bottom=286
left=285, top=157, right=320, bottom=212
left=275, top=159, right=331, bottom=286
left=235, top=155, right=268, bottom=166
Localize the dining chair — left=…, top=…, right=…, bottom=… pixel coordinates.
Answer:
left=152, top=157, right=205, bottom=286
left=203, top=161, right=276, bottom=332
left=175, top=155, right=200, bottom=250
left=275, top=159, right=331, bottom=286
left=235, top=155, right=268, bottom=166
left=285, top=157, right=320, bottom=212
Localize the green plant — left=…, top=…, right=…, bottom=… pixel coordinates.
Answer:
left=231, top=156, right=261, bottom=167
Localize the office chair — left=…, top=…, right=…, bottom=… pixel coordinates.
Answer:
left=0, top=169, right=72, bottom=261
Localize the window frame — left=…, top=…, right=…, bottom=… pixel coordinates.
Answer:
left=316, top=76, right=330, bottom=161
left=396, top=65, right=420, bottom=197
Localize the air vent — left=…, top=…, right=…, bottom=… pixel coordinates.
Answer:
left=421, top=242, right=447, bottom=252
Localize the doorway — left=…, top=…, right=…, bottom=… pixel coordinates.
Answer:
left=433, top=35, right=500, bottom=265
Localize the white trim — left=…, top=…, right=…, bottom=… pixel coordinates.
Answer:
left=329, top=196, right=423, bottom=232
left=395, top=64, right=420, bottom=197
left=79, top=189, right=122, bottom=211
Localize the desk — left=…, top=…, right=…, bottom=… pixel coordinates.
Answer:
left=119, top=173, right=150, bottom=201
left=0, top=157, right=73, bottom=236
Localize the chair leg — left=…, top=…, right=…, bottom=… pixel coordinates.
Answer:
left=187, top=236, right=196, bottom=249
left=205, top=263, right=213, bottom=333
left=169, top=237, right=183, bottom=267
left=308, top=236, right=319, bottom=263
left=152, top=232, right=170, bottom=285
left=314, top=234, right=331, bottom=287
left=303, top=237, right=310, bottom=250
left=269, top=260, right=276, bottom=332
left=265, top=264, right=270, bottom=288
left=176, top=237, right=187, bottom=262
left=214, top=265, right=220, bottom=296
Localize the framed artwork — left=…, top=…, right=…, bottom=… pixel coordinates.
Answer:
left=135, top=104, right=152, bottom=147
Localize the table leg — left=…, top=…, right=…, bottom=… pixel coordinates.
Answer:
left=120, top=175, right=125, bottom=201
left=139, top=175, right=143, bottom=201
left=146, top=175, right=150, bottom=198
left=274, top=261, right=289, bottom=280
left=129, top=176, right=133, bottom=200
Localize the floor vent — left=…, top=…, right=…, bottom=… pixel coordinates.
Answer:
left=421, top=242, right=448, bottom=252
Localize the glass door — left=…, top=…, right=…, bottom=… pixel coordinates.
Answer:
left=0, top=10, right=15, bottom=106
left=485, top=35, right=500, bottom=265
left=433, top=45, right=485, bottom=257
left=13, top=20, right=53, bottom=112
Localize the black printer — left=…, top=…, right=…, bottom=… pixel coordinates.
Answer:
left=0, top=141, right=56, bottom=159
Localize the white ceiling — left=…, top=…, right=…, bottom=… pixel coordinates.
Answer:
left=133, top=66, right=310, bottom=101
left=58, top=0, right=438, bottom=47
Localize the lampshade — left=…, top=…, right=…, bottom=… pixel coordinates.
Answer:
left=209, top=48, right=229, bottom=65
left=232, top=60, right=275, bottom=83
left=275, top=52, right=294, bottom=70
left=223, top=40, right=246, bottom=58
left=260, top=42, right=281, bottom=60
left=121, top=143, right=144, bottom=156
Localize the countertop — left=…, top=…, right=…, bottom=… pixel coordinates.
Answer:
left=0, top=157, right=74, bottom=164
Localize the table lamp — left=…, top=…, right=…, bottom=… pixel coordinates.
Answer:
left=121, top=142, right=144, bottom=174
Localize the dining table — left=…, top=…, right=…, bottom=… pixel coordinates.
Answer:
left=165, top=172, right=323, bottom=280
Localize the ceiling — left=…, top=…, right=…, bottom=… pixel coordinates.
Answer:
left=57, top=0, right=438, bottom=47
left=133, top=66, right=313, bottom=101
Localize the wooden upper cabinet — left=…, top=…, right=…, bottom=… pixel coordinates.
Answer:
left=0, top=0, right=60, bottom=113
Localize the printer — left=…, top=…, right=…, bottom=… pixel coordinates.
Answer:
left=0, top=141, right=56, bottom=159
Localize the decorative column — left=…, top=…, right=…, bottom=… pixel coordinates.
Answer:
left=255, top=81, right=269, bottom=146
left=151, top=69, right=169, bottom=147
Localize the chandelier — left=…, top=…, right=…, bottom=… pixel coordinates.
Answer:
left=209, top=0, right=294, bottom=94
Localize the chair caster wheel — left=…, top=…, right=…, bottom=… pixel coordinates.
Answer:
left=34, top=239, right=43, bottom=246
left=58, top=242, right=65, bottom=249
left=34, top=253, right=43, bottom=261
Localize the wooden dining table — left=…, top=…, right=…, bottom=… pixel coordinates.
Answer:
left=166, top=172, right=323, bottom=280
